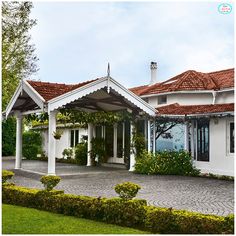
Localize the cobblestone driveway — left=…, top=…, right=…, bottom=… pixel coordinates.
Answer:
left=3, top=159, right=234, bottom=216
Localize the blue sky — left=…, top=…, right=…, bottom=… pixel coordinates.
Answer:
left=30, top=1, right=234, bottom=88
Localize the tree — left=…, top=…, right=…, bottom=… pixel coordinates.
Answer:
left=2, top=1, right=38, bottom=110
left=2, top=2, right=38, bottom=156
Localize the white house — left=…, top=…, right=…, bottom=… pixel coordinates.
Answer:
left=4, top=62, right=234, bottom=176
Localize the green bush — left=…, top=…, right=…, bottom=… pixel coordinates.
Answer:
left=75, top=142, right=87, bottom=165
left=114, top=182, right=141, bottom=200
left=22, top=131, right=42, bottom=159
left=2, top=185, right=146, bottom=229
left=2, top=184, right=233, bottom=234
left=2, top=117, right=16, bottom=156
left=145, top=206, right=230, bottom=234
left=135, top=150, right=200, bottom=176
left=91, top=137, right=106, bottom=164
left=133, top=134, right=146, bottom=158
left=40, top=175, right=61, bottom=191
left=2, top=170, right=14, bottom=184
left=62, top=148, right=73, bottom=160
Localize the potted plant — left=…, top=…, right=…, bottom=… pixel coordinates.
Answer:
left=53, top=130, right=63, bottom=140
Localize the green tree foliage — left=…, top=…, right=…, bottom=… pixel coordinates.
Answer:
left=22, top=131, right=42, bottom=159
left=2, top=117, right=16, bottom=156
left=2, top=1, right=38, bottom=110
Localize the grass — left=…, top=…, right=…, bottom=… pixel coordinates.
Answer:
left=2, top=204, right=149, bottom=234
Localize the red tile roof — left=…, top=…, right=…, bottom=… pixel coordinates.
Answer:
left=27, top=79, right=98, bottom=101
left=156, top=103, right=234, bottom=116
left=129, top=84, right=149, bottom=95
left=130, top=68, right=234, bottom=96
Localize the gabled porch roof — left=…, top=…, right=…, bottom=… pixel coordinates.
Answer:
left=5, top=76, right=157, bottom=117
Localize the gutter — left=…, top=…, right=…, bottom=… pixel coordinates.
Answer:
left=140, top=87, right=234, bottom=98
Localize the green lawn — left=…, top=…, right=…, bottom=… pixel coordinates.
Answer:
left=2, top=204, right=149, bottom=234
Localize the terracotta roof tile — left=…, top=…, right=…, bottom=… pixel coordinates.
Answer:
left=129, top=84, right=149, bottom=95
left=156, top=103, right=234, bottom=116
left=130, top=68, right=234, bottom=96
left=27, top=79, right=98, bottom=101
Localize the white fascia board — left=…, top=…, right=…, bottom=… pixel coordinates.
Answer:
left=109, top=78, right=156, bottom=116
left=217, top=88, right=234, bottom=93
left=140, top=90, right=214, bottom=98
left=48, top=78, right=108, bottom=112
left=157, top=111, right=234, bottom=118
left=48, top=76, right=156, bottom=116
left=23, top=80, right=45, bottom=109
left=5, top=83, right=22, bottom=118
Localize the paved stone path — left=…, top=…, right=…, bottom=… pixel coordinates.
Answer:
left=3, top=158, right=234, bottom=216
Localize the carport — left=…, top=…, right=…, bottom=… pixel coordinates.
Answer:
left=4, top=72, right=156, bottom=175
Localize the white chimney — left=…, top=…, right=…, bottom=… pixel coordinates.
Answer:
left=150, top=61, right=157, bottom=85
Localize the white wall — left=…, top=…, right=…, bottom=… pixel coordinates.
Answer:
left=215, top=91, right=234, bottom=104
left=194, top=117, right=234, bottom=176
left=167, top=93, right=213, bottom=105
left=41, top=127, right=88, bottom=159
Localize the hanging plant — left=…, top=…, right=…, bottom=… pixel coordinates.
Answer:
left=53, top=130, right=63, bottom=140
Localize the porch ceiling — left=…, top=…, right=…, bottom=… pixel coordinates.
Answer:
left=63, top=88, right=143, bottom=114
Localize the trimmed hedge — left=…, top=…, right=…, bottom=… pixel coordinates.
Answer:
left=2, top=170, right=14, bottom=184
left=2, top=184, right=233, bottom=234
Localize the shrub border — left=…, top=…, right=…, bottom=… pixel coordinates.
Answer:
left=2, top=184, right=234, bottom=234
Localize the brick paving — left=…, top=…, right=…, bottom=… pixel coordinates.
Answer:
left=2, top=158, right=234, bottom=216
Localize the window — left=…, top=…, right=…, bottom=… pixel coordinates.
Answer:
left=70, top=129, right=79, bottom=147
left=197, top=119, right=209, bottom=162
left=158, top=95, right=167, bottom=105
left=228, top=122, right=234, bottom=154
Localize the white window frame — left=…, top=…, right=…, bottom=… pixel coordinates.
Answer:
left=226, top=120, right=234, bottom=156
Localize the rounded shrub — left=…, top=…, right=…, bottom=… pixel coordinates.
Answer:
left=114, top=182, right=141, bottom=200
left=40, top=175, right=61, bottom=191
left=75, top=142, right=87, bottom=165
left=2, top=170, right=14, bottom=184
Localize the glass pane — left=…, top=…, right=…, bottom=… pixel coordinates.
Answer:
left=230, top=123, right=234, bottom=153
left=70, top=130, right=74, bottom=147
left=75, top=130, right=79, bottom=145
left=117, top=123, right=123, bottom=158
left=197, top=120, right=209, bottom=162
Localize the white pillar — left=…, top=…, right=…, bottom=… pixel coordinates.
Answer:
left=153, top=120, right=156, bottom=154
left=129, top=122, right=136, bottom=171
left=184, top=121, right=189, bottom=151
left=48, top=110, right=57, bottom=175
left=87, top=123, right=93, bottom=166
left=147, top=120, right=151, bottom=152
left=190, top=120, right=195, bottom=158
left=122, top=122, right=125, bottom=158
left=15, top=113, right=23, bottom=169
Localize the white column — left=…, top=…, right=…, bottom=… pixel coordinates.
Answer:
left=122, top=122, right=125, bottom=158
left=48, top=110, right=57, bottom=175
left=153, top=119, right=156, bottom=154
left=190, top=120, right=195, bottom=158
left=147, top=120, right=151, bottom=152
left=113, top=123, right=117, bottom=158
left=129, top=122, right=136, bottom=171
left=87, top=123, right=93, bottom=166
left=15, top=113, right=23, bottom=169
left=184, top=121, right=189, bottom=151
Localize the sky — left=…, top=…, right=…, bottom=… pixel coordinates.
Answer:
left=30, top=1, right=234, bottom=88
